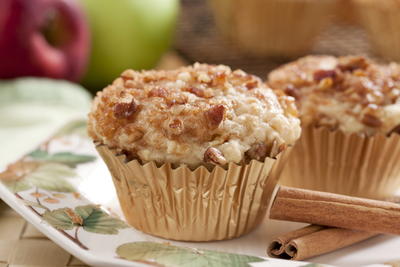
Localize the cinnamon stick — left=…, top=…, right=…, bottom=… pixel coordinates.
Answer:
left=267, top=225, right=377, bottom=260
left=269, top=186, right=400, bottom=235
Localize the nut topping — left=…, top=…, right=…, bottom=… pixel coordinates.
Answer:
left=362, top=113, right=382, bottom=128
left=205, top=104, right=225, bottom=127
left=313, top=69, right=337, bottom=82
left=184, top=86, right=205, bottom=97
left=284, top=85, right=300, bottom=99
left=169, top=119, right=182, bottom=129
left=204, top=147, right=227, bottom=165
left=168, top=118, right=184, bottom=135
left=113, top=99, right=137, bottom=119
left=268, top=55, right=400, bottom=135
left=245, top=80, right=258, bottom=90
left=148, top=88, right=168, bottom=98
left=89, top=63, right=300, bottom=167
left=166, top=96, right=187, bottom=107
left=338, top=57, right=368, bottom=72
left=143, top=76, right=156, bottom=83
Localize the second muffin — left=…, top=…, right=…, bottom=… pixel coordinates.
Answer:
left=268, top=55, right=400, bottom=199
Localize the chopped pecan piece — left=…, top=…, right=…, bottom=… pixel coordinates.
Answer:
left=338, top=57, right=368, bottom=72
left=215, top=71, right=227, bottom=81
left=205, top=104, right=225, bottom=127
left=211, top=71, right=227, bottom=86
left=284, top=85, right=300, bottom=99
left=143, top=76, right=155, bottom=83
left=148, top=88, right=168, bottom=98
left=362, top=113, right=382, bottom=128
left=168, top=119, right=184, bottom=135
left=313, top=69, right=337, bottom=82
left=166, top=97, right=187, bottom=107
left=113, top=99, right=137, bottom=119
left=169, top=119, right=182, bottom=129
left=184, top=87, right=205, bottom=97
left=204, top=147, right=227, bottom=165
left=245, top=80, right=258, bottom=90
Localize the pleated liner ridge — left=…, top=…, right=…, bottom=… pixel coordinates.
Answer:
left=96, top=144, right=289, bottom=241
left=280, top=126, right=400, bottom=199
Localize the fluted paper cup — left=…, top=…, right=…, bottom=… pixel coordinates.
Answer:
left=279, top=126, right=400, bottom=200
left=96, top=144, right=290, bottom=241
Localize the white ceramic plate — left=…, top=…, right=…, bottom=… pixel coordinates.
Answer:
left=0, top=120, right=398, bottom=267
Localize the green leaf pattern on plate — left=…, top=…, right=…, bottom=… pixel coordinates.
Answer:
left=1, top=135, right=96, bottom=193
left=2, top=162, right=76, bottom=193
left=29, top=150, right=96, bottom=167
left=4, top=177, right=32, bottom=193
left=24, top=163, right=77, bottom=192
left=43, top=205, right=127, bottom=234
left=43, top=208, right=76, bottom=230
left=75, top=205, right=128, bottom=234
left=116, top=242, right=266, bottom=267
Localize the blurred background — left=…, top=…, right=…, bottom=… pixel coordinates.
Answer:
left=0, top=0, right=397, bottom=92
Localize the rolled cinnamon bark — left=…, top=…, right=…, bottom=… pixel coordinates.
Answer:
left=268, top=225, right=323, bottom=259
left=269, top=186, right=400, bottom=235
left=267, top=225, right=377, bottom=260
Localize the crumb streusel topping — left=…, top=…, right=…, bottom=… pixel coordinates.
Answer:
left=88, top=63, right=301, bottom=167
left=268, top=55, right=400, bottom=135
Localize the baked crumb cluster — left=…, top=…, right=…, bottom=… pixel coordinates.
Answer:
left=88, top=63, right=301, bottom=167
left=268, top=55, right=400, bottom=135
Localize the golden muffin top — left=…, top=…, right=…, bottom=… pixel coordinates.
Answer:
left=268, top=55, right=400, bottom=135
left=88, top=63, right=301, bottom=167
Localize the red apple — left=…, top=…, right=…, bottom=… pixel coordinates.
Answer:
left=0, top=0, right=90, bottom=82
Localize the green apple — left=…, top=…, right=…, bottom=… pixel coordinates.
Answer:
left=80, top=0, right=179, bottom=91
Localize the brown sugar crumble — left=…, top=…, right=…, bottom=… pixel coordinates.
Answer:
left=89, top=63, right=301, bottom=167
left=268, top=55, right=400, bottom=135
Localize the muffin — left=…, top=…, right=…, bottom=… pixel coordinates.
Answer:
left=89, top=63, right=301, bottom=241
left=354, top=0, right=400, bottom=61
left=268, top=55, right=400, bottom=199
left=208, top=0, right=336, bottom=57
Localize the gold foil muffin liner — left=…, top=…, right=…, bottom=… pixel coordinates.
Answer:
left=354, top=0, right=400, bottom=61
left=279, top=126, right=400, bottom=200
left=96, top=144, right=289, bottom=241
left=208, top=0, right=336, bottom=57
